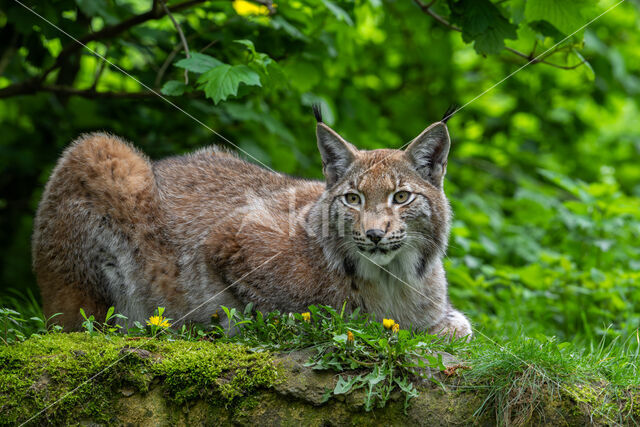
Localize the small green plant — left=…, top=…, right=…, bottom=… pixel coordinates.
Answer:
left=227, top=303, right=458, bottom=411
left=0, top=308, right=27, bottom=345
left=79, top=306, right=128, bottom=336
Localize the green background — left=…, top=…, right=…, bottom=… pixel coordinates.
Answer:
left=1, top=0, right=639, bottom=346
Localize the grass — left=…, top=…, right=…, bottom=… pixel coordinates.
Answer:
left=461, top=332, right=640, bottom=424
left=1, top=299, right=639, bottom=425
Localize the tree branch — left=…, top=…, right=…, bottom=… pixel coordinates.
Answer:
left=0, top=85, right=202, bottom=99
left=160, top=0, right=191, bottom=84
left=155, top=42, right=184, bottom=87
left=90, top=43, right=110, bottom=90
left=37, top=0, right=207, bottom=84
left=0, top=0, right=208, bottom=99
left=413, top=0, right=586, bottom=70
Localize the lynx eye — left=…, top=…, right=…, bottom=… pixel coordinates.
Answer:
left=344, top=193, right=361, bottom=206
left=393, top=191, right=411, bottom=204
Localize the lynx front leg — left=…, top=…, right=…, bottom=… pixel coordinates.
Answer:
left=429, top=309, right=472, bottom=340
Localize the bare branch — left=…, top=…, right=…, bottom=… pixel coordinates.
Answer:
left=198, top=39, right=219, bottom=53
left=160, top=0, right=191, bottom=84
left=90, top=43, right=110, bottom=90
left=41, top=0, right=207, bottom=82
left=413, top=0, right=461, bottom=31
left=0, top=0, right=209, bottom=99
left=0, top=84, right=203, bottom=100
left=155, top=42, right=184, bottom=87
left=413, top=0, right=586, bottom=70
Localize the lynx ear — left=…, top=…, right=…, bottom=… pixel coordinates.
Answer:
left=405, top=122, right=451, bottom=187
left=316, top=123, right=357, bottom=187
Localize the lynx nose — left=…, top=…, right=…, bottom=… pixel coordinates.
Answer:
left=365, top=229, right=385, bottom=245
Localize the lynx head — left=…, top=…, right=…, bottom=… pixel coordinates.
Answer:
left=312, top=106, right=452, bottom=278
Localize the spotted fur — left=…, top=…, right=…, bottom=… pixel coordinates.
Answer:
left=33, top=120, right=472, bottom=338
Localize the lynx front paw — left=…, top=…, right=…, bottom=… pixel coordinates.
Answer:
left=429, top=310, right=472, bottom=340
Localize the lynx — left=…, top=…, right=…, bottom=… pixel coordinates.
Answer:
left=32, top=108, right=472, bottom=338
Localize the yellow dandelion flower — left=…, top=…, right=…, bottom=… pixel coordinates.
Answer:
left=211, top=311, right=219, bottom=321
left=301, top=312, right=311, bottom=322
left=347, top=330, right=354, bottom=342
left=233, top=0, right=270, bottom=16
left=382, top=318, right=395, bottom=329
left=146, top=315, right=171, bottom=328
left=392, top=323, right=399, bottom=333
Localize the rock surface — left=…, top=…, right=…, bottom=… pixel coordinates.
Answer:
left=108, top=350, right=594, bottom=426
left=0, top=334, right=612, bottom=426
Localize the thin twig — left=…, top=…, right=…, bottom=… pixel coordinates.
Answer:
left=160, top=0, right=191, bottom=84
left=40, top=0, right=205, bottom=83
left=504, top=47, right=586, bottom=69
left=413, top=0, right=586, bottom=70
left=155, top=42, right=183, bottom=87
left=198, top=39, right=218, bottom=53
left=90, top=43, right=110, bottom=90
left=0, top=0, right=209, bottom=99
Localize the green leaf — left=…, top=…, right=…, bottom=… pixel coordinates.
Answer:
left=197, top=65, right=261, bottom=104
left=524, top=0, right=587, bottom=36
left=175, top=53, right=223, bottom=73
left=75, top=0, right=119, bottom=25
left=234, top=39, right=257, bottom=52
left=322, top=0, right=353, bottom=26
left=333, top=333, right=348, bottom=344
left=270, top=16, right=308, bottom=40
left=528, top=20, right=566, bottom=42
left=234, top=39, right=274, bottom=72
left=161, top=80, right=187, bottom=96
left=333, top=375, right=362, bottom=394
left=449, top=0, right=518, bottom=55
left=364, top=366, right=386, bottom=386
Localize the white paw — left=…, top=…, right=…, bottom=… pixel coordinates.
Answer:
left=430, top=310, right=472, bottom=340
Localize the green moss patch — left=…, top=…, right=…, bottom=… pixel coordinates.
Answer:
left=0, top=333, right=279, bottom=425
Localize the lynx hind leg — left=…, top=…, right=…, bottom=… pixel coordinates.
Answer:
left=33, top=133, right=157, bottom=330
left=429, top=309, right=473, bottom=341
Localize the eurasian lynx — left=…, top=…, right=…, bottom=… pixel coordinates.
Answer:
left=32, top=108, right=472, bottom=338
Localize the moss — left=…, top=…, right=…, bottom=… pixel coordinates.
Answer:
left=566, top=383, right=640, bottom=425
left=2, top=333, right=637, bottom=425
left=0, top=333, right=279, bottom=425
left=151, top=340, right=280, bottom=406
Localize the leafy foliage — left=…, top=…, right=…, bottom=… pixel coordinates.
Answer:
left=448, top=0, right=518, bottom=55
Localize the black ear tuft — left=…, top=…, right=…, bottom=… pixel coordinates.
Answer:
left=441, top=104, right=458, bottom=124
left=312, top=104, right=323, bottom=123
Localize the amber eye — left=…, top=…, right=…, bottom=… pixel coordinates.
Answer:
left=393, top=191, right=410, bottom=204
left=344, top=193, right=361, bottom=206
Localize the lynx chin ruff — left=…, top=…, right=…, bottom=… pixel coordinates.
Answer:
left=32, top=109, right=472, bottom=339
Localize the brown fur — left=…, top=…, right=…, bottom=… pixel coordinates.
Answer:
left=33, top=120, right=472, bottom=338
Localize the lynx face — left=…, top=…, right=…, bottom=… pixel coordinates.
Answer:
left=316, top=119, right=452, bottom=273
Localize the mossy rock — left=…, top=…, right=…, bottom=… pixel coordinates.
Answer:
left=0, top=334, right=623, bottom=426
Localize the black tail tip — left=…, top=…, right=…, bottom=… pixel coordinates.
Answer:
left=312, top=104, right=323, bottom=123
left=441, top=104, right=458, bottom=124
